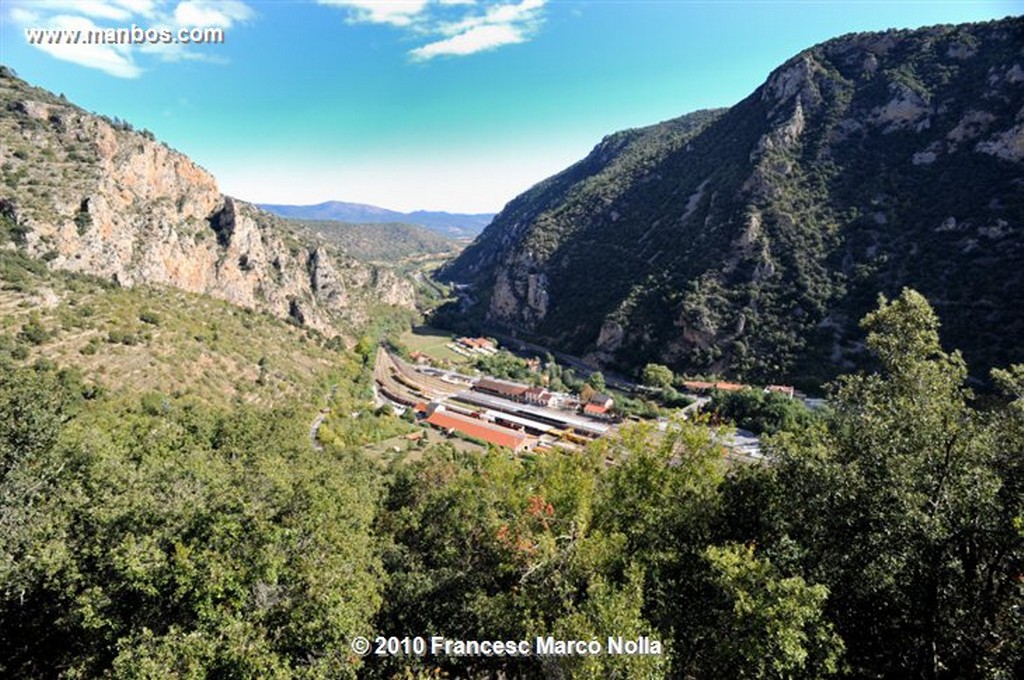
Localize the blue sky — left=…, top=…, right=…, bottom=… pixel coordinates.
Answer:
left=1, top=1, right=1019, bottom=212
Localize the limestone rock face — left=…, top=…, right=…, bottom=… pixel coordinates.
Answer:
left=0, top=68, right=414, bottom=336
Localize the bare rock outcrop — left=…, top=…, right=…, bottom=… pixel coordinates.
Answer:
left=0, top=69, right=414, bottom=337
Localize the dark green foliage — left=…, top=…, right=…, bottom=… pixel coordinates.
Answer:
left=718, top=289, right=1024, bottom=677
left=694, top=544, right=843, bottom=678
left=0, top=211, right=28, bottom=245
left=0, top=249, right=47, bottom=292
left=0, top=366, right=383, bottom=679
left=138, top=309, right=160, bottom=326
left=659, top=387, right=694, bottom=409
left=374, top=444, right=667, bottom=678
left=706, top=387, right=815, bottom=435
left=641, top=362, right=674, bottom=389
left=18, top=315, right=49, bottom=346
left=106, top=328, right=140, bottom=345
left=474, top=349, right=537, bottom=382
left=73, top=207, right=92, bottom=235
left=79, top=338, right=100, bottom=357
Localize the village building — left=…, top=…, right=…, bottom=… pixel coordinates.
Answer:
left=423, top=405, right=529, bottom=451
left=473, top=377, right=529, bottom=401
left=583, top=392, right=614, bottom=417
left=682, top=380, right=747, bottom=394
left=456, top=337, right=497, bottom=352
left=765, top=384, right=795, bottom=398
left=523, top=385, right=554, bottom=407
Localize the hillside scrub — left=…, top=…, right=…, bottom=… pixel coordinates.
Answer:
left=1, top=289, right=1021, bottom=678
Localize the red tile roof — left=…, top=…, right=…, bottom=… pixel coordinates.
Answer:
left=457, top=337, right=495, bottom=349
left=683, top=381, right=746, bottom=393
left=584, top=403, right=609, bottom=415
left=425, top=410, right=527, bottom=450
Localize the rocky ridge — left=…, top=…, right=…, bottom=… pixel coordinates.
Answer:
left=0, top=67, right=414, bottom=336
left=440, top=18, right=1024, bottom=385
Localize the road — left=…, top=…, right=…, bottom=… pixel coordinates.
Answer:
left=309, top=385, right=338, bottom=451
left=310, top=412, right=327, bottom=451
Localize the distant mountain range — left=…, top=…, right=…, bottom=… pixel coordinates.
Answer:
left=259, top=201, right=494, bottom=239
left=288, top=219, right=461, bottom=262
left=440, top=17, right=1024, bottom=388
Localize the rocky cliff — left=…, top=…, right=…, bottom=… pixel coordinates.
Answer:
left=440, top=18, right=1024, bottom=386
left=0, top=67, right=414, bottom=335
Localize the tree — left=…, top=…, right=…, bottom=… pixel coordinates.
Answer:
left=592, top=416, right=729, bottom=664
left=586, top=371, right=606, bottom=393
left=641, top=363, right=674, bottom=390
left=757, top=289, right=1023, bottom=678
left=694, top=544, right=843, bottom=679
left=706, top=388, right=813, bottom=435
left=546, top=566, right=668, bottom=679
left=1, top=386, right=384, bottom=679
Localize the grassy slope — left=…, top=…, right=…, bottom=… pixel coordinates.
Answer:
left=0, top=250, right=360, bottom=410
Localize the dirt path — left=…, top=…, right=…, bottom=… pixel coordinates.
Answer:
left=309, top=385, right=338, bottom=451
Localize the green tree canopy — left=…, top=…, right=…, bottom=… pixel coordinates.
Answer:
left=641, top=363, right=674, bottom=390
left=726, top=288, right=1024, bottom=677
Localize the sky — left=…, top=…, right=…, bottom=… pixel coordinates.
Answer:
left=1, top=1, right=1019, bottom=213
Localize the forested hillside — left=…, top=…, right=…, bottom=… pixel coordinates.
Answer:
left=440, top=18, right=1024, bottom=388
left=2, top=289, right=1021, bottom=678
left=291, top=219, right=461, bottom=263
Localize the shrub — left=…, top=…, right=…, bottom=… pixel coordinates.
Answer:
left=19, top=318, right=49, bottom=345
left=138, top=310, right=161, bottom=326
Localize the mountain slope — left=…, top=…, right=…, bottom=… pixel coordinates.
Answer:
left=289, top=219, right=460, bottom=262
left=259, top=200, right=494, bottom=239
left=440, top=18, right=1024, bottom=386
left=0, top=67, right=414, bottom=337
left=0, top=249, right=358, bottom=409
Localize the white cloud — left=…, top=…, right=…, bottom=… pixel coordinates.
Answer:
left=317, top=0, right=547, bottom=60
left=410, top=23, right=523, bottom=59
left=317, top=0, right=429, bottom=28
left=112, top=0, right=158, bottom=17
left=9, top=7, right=42, bottom=24
left=436, top=0, right=541, bottom=36
left=15, top=1, right=133, bottom=21
left=173, top=0, right=253, bottom=28
left=483, top=0, right=543, bottom=25
left=30, top=14, right=142, bottom=78
left=418, top=0, right=544, bottom=59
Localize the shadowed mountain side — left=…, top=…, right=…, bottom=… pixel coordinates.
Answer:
left=439, top=18, right=1024, bottom=387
